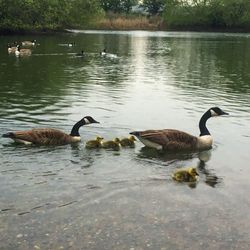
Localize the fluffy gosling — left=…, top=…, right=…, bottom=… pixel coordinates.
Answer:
left=85, top=136, right=103, bottom=149
left=101, top=138, right=120, bottom=150
left=120, top=135, right=136, bottom=147
left=172, top=167, right=199, bottom=183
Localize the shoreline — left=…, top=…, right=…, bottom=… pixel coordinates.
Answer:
left=1, top=26, right=249, bottom=36
left=0, top=28, right=71, bottom=36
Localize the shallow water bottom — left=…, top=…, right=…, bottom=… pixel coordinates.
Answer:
left=1, top=179, right=249, bottom=250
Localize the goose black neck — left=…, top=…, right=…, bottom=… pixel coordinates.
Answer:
left=70, top=120, right=85, bottom=136
left=199, top=110, right=211, bottom=136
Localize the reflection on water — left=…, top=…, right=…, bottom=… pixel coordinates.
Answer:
left=138, top=146, right=223, bottom=189
left=197, top=151, right=223, bottom=188
left=0, top=31, right=250, bottom=249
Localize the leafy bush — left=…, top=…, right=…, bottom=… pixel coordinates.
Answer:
left=163, top=0, right=250, bottom=30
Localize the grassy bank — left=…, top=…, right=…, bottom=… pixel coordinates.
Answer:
left=92, top=15, right=164, bottom=31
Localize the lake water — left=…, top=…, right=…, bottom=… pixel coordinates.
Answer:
left=0, top=30, right=250, bottom=249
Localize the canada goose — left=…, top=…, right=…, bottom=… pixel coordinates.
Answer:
left=2, top=116, right=99, bottom=145
left=172, top=167, right=199, bottom=182
left=68, top=42, right=75, bottom=47
left=15, top=45, right=32, bottom=57
left=100, top=49, right=106, bottom=56
left=101, top=138, right=120, bottom=150
left=100, top=49, right=117, bottom=59
left=120, top=136, right=136, bottom=147
left=21, top=40, right=36, bottom=46
left=7, top=42, right=18, bottom=53
left=85, top=136, right=104, bottom=149
left=130, top=107, right=229, bottom=151
left=75, top=50, right=84, bottom=57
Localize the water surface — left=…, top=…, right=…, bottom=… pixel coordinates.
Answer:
left=0, top=31, right=250, bottom=249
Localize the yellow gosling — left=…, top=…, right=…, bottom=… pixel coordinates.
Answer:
left=85, top=136, right=103, bottom=149
left=172, top=167, right=199, bottom=183
left=120, top=135, right=136, bottom=147
left=101, top=137, right=120, bottom=150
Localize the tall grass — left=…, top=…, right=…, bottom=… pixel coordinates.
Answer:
left=93, top=15, right=164, bottom=30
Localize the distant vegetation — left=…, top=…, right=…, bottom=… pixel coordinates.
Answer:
left=164, top=0, right=250, bottom=30
left=0, top=0, right=104, bottom=33
left=95, top=0, right=250, bottom=31
left=93, top=13, right=163, bottom=30
left=0, top=0, right=249, bottom=33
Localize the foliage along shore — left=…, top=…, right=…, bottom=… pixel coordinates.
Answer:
left=1, top=0, right=250, bottom=35
left=2, top=20, right=249, bottom=35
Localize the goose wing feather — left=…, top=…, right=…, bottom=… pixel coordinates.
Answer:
left=138, top=129, right=198, bottom=150
left=12, top=128, right=71, bottom=145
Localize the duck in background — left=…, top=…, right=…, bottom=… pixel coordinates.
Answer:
left=172, top=167, right=199, bottom=183
left=101, top=138, right=120, bottom=150
left=100, top=48, right=106, bottom=56
left=120, top=136, right=136, bottom=147
left=7, top=42, right=18, bottom=53
left=75, top=50, right=84, bottom=57
left=68, top=42, right=75, bottom=47
left=21, top=40, right=36, bottom=46
left=85, top=136, right=104, bottom=149
left=100, top=48, right=118, bottom=59
left=2, top=116, right=99, bottom=145
left=15, top=45, right=32, bottom=57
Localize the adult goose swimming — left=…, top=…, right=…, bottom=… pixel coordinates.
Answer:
left=21, top=40, right=36, bottom=46
left=130, top=107, right=229, bottom=151
left=7, top=42, right=18, bottom=53
left=2, top=116, right=99, bottom=145
left=15, top=45, right=32, bottom=57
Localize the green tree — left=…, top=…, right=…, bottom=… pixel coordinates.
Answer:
left=99, top=0, right=138, bottom=13
left=143, top=0, right=165, bottom=15
left=69, top=0, right=104, bottom=28
left=122, top=0, right=138, bottom=14
left=0, top=0, right=104, bottom=32
left=163, top=0, right=250, bottom=29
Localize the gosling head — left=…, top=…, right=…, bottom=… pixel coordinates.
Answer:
left=129, top=135, right=136, bottom=141
left=188, top=168, right=199, bottom=177
left=210, top=107, right=229, bottom=117
left=114, top=137, right=120, bottom=143
left=96, top=136, right=104, bottom=142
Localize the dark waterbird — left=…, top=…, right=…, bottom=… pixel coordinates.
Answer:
left=2, top=116, right=99, bottom=145
left=75, top=50, right=84, bottom=57
left=130, top=107, right=229, bottom=151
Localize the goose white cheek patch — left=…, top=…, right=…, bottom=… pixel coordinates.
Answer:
left=210, top=110, right=218, bottom=117
left=84, top=118, right=91, bottom=124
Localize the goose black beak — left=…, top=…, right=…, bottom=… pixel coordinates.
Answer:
left=222, top=111, right=229, bottom=115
